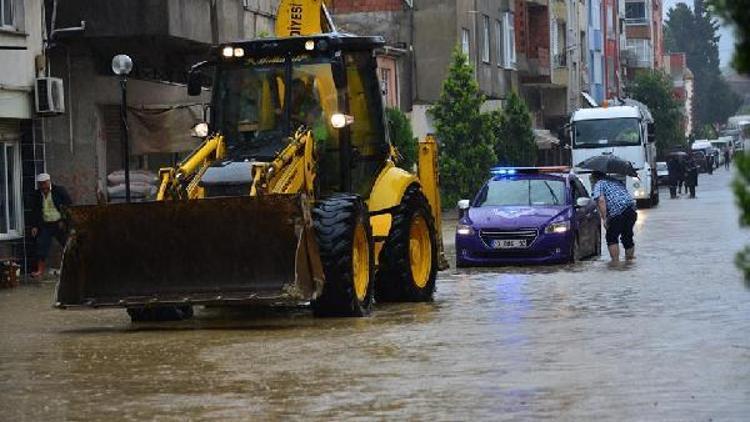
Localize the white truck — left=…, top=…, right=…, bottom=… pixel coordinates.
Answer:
left=569, top=101, right=659, bottom=208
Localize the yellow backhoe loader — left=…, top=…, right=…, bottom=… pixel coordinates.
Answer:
left=55, top=0, right=446, bottom=321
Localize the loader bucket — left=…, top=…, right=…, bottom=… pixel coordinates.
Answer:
left=55, top=194, right=323, bottom=309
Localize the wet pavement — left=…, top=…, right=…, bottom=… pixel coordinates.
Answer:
left=1, top=170, right=748, bottom=421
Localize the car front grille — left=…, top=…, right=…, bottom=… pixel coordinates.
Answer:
left=479, top=228, right=539, bottom=248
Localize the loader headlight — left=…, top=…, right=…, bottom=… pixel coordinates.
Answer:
left=305, top=40, right=316, bottom=51
left=192, top=122, right=209, bottom=138
left=222, top=46, right=245, bottom=58
left=545, top=221, right=570, bottom=234
left=331, top=113, right=354, bottom=128
left=456, top=224, right=474, bottom=236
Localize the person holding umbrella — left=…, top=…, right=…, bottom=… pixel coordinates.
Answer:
left=579, top=155, right=638, bottom=262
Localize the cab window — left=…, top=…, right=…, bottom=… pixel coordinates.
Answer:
left=344, top=51, right=389, bottom=197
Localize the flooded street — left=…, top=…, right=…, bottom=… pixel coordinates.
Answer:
left=1, top=170, right=748, bottom=421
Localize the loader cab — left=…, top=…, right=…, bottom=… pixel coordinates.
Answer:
left=198, top=34, right=389, bottom=197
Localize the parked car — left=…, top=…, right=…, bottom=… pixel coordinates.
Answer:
left=455, top=167, right=601, bottom=266
left=656, top=161, right=669, bottom=185
left=691, top=151, right=708, bottom=173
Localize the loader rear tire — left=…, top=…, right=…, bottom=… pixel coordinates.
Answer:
left=127, top=305, right=194, bottom=322
left=312, top=194, right=374, bottom=317
left=375, top=185, right=438, bottom=302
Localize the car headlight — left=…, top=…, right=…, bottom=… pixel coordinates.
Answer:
left=544, top=221, right=570, bottom=234
left=456, top=224, right=474, bottom=236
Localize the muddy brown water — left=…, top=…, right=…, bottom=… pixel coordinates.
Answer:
left=1, top=170, right=748, bottom=421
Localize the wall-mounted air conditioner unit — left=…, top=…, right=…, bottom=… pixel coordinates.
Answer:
left=35, top=77, right=65, bottom=115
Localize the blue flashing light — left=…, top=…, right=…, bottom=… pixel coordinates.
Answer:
left=490, top=167, right=518, bottom=176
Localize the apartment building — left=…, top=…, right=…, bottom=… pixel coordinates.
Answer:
left=42, top=0, right=276, bottom=205
left=328, top=0, right=414, bottom=111
left=663, top=52, right=694, bottom=137
left=514, top=0, right=573, bottom=131
left=0, top=0, right=45, bottom=264
left=623, top=0, right=663, bottom=78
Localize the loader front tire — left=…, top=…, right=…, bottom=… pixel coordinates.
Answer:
left=375, top=185, right=438, bottom=302
left=312, top=195, right=374, bottom=317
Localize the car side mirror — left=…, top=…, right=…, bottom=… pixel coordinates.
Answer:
left=188, top=70, right=203, bottom=96
left=576, top=197, right=591, bottom=208
left=457, top=199, right=470, bottom=218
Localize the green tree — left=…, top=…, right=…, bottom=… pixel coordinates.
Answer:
left=493, top=91, right=537, bottom=166
left=626, top=71, right=685, bottom=156
left=429, top=48, right=497, bottom=207
left=709, top=0, right=750, bottom=284
left=665, top=1, right=741, bottom=128
left=386, top=107, right=417, bottom=171
left=710, top=0, right=750, bottom=73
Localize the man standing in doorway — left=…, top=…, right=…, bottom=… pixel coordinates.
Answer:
left=590, top=171, right=638, bottom=262
left=30, top=173, right=72, bottom=278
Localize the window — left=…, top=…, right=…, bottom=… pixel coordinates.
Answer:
left=625, top=1, right=646, bottom=21
left=1, top=0, right=12, bottom=27
left=477, top=179, right=567, bottom=207
left=345, top=52, right=388, bottom=196
left=482, top=15, right=490, bottom=63
left=0, top=142, right=22, bottom=238
left=502, top=12, right=516, bottom=68
left=573, top=118, right=641, bottom=148
left=606, top=5, right=614, bottom=38
left=551, top=18, right=559, bottom=56
left=461, top=28, right=471, bottom=57
left=627, top=38, right=652, bottom=65
left=495, top=19, right=503, bottom=66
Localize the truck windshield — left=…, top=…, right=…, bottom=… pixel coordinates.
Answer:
left=475, top=179, right=567, bottom=207
left=213, top=56, right=340, bottom=158
left=574, top=118, right=641, bottom=148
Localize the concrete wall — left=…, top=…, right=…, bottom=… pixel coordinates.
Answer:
left=332, top=8, right=414, bottom=109
left=44, top=46, right=210, bottom=205
left=413, top=0, right=456, bottom=103
left=56, top=0, right=278, bottom=44
left=0, top=0, right=44, bottom=119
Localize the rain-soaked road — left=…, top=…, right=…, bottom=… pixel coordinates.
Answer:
left=1, top=170, right=749, bottom=421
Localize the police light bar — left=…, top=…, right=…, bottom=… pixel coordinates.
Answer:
left=490, top=166, right=570, bottom=176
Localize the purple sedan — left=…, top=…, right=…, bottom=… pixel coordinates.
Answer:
left=455, top=168, right=602, bottom=266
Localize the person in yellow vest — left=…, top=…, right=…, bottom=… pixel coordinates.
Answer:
left=30, top=173, right=72, bottom=278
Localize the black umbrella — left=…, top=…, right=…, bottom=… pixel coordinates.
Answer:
left=577, top=154, right=638, bottom=177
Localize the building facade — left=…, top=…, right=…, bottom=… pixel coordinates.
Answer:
left=328, top=0, right=414, bottom=111
left=0, top=0, right=45, bottom=266
left=623, top=0, right=663, bottom=79
left=663, top=52, right=694, bottom=138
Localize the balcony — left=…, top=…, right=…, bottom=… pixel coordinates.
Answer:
left=54, top=0, right=212, bottom=43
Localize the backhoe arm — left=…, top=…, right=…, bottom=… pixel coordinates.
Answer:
left=249, top=129, right=317, bottom=197
left=156, top=135, right=226, bottom=200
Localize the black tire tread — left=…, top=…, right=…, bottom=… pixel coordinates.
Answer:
left=312, top=194, right=373, bottom=317
left=375, top=185, right=438, bottom=302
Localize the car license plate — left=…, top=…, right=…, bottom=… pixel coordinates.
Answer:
left=492, top=239, right=526, bottom=249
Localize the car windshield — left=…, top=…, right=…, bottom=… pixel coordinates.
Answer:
left=574, top=118, right=641, bottom=148
left=213, top=56, right=339, bottom=157
left=475, top=178, right=567, bottom=207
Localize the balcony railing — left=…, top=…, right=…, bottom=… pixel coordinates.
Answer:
left=624, top=17, right=648, bottom=25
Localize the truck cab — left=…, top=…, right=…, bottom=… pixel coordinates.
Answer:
left=570, top=104, right=659, bottom=208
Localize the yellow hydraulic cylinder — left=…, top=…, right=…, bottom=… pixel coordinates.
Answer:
left=418, top=134, right=448, bottom=269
